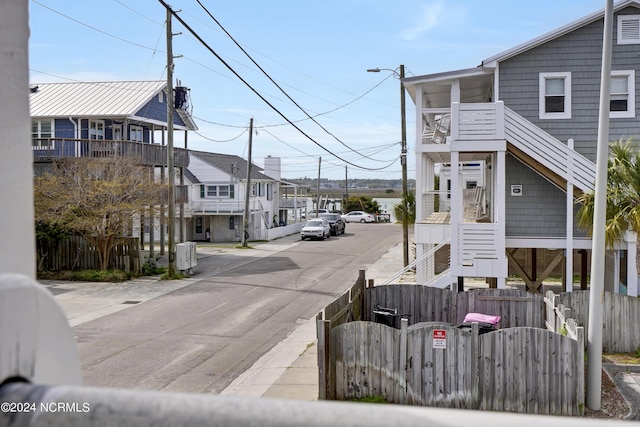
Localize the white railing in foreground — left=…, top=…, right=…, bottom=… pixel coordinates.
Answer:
left=381, top=239, right=449, bottom=285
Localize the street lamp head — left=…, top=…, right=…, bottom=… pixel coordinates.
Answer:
left=366, top=68, right=381, bottom=73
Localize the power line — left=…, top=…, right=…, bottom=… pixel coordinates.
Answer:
left=194, top=0, right=385, bottom=163
left=32, top=0, right=158, bottom=52
left=159, top=1, right=390, bottom=171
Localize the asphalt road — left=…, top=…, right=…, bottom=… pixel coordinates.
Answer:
left=74, top=223, right=401, bottom=394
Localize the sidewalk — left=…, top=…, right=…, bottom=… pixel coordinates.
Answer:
left=219, top=240, right=406, bottom=400
left=43, top=232, right=403, bottom=401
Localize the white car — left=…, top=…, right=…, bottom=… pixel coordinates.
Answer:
left=341, top=211, right=375, bottom=223
left=300, top=218, right=331, bottom=240
left=302, top=209, right=329, bottom=219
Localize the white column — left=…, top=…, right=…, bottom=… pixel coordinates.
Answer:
left=450, top=151, right=460, bottom=277
left=625, top=230, right=638, bottom=297
left=566, top=139, right=574, bottom=292
left=0, top=0, right=34, bottom=278
left=496, top=150, right=506, bottom=289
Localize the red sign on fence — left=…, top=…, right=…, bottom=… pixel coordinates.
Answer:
left=433, top=330, right=446, bottom=349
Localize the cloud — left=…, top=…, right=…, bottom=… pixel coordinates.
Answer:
left=401, top=1, right=445, bottom=41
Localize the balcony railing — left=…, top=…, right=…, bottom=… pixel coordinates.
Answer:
left=32, top=138, right=189, bottom=168
left=279, top=197, right=307, bottom=209
left=188, top=199, right=261, bottom=214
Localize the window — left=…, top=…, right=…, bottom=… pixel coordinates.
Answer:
left=130, top=125, right=143, bottom=142
left=201, top=184, right=234, bottom=199
left=539, top=72, right=571, bottom=119
left=31, top=119, right=53, bottom=147
left=89, top=120, right=105, bottom=140
left=266, top=183, right=273, bottom=200
left=466, top=181, right=478, bottom=189
left=610, top=70, right=635, bottom=118
left=618, top=15, right=640, bottom=45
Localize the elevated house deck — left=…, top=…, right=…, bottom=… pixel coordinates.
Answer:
left=32, top=138, right=189, bottom=168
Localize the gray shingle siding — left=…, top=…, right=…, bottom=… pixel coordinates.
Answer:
left=499, top=6, right=640, bottom=163
left=505, top=154, right=588, bottom=238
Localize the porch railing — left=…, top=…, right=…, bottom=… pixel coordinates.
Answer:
left=32, top=138, right=189, bottom=168
left=452, top=102, right=504, bottom=141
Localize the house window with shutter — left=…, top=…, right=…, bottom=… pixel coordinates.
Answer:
left=618, top=15, right=640, bottom=44
left=203, top=184, right=234, bottom=199
left=610, top=70, right=635, bottom=118
left=539, top=72, right=571, bottom=119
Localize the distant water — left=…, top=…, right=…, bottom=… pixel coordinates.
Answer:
left=305, top=197, right=401, bottom=223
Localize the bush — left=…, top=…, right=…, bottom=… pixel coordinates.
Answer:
left=38, top=269, right=130, bottom=282
left=141, top=258, right=166, bottom=276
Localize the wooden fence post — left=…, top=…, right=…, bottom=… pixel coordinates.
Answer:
left=316, top=315, right=331, bottom=400
left=399, top=318, right=408, bottom=404
left=359, top=274, right=366, bottom=322
left=471, top=322, right=480, bottom=407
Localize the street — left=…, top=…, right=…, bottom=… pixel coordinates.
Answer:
left=73, top=223, right=402, bottom=393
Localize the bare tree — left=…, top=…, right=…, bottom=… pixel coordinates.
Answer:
left=34, top=157, right=163, bottom=270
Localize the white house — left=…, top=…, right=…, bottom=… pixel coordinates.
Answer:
left=184, top=151, right=305, bottom=242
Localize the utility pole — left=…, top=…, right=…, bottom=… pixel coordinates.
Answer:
left=587, top=0, right=613, bottom=411
left=400, top=64, right=409, bottom=267
left=242, top=118, right=254, bottom=247
left=166, top=6, right=176, bottom=276
left=344, top=165, right=348, bottom=214
left=316, top=157, right=321, bottom=217
left=367, top=65, right=409, bottom=266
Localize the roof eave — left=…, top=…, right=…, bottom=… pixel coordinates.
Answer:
left=482, top=0, right=640, bottom=66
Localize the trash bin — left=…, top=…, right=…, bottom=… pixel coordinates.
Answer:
left=373, top=306, right=400, bottom=329
left=457, top=321, right=496, bottom=335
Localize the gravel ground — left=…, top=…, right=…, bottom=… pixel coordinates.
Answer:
left=583, top=369, right=631, bottom=419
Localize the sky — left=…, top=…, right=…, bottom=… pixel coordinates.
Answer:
left=29, top=0, right=609, bottom=180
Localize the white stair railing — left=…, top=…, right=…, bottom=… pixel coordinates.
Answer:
left=381, top=239, right=450, bottom=285
left=504, top=107, right=595, bottom=192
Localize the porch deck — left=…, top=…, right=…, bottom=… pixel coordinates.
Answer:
left=32, top=138, right=189, bottom=168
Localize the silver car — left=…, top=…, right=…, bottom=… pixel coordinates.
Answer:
left=300, top=218, right=331, bottom=240
left=341, top=211, right=375, bottom=223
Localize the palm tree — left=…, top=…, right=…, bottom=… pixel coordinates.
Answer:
left=577, top=137, right=640, bottom=247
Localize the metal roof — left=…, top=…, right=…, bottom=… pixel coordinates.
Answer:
left=189, top=150, right=274, bottom=182
left=29, top=80, right=166, bottom=119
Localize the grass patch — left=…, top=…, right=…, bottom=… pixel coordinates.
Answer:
left=348, top=396, right=389, bottom=404
left=38, top=269, right=130, bottom=282
left=603, top=352, right=640, bottom=364
left=160, top=271, right=189, bottom=280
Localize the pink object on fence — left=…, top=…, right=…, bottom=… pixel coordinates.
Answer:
left=463, top=312, right=501, bottom=326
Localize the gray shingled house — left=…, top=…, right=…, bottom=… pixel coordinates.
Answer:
left=404, top=0, right=640, bottom=295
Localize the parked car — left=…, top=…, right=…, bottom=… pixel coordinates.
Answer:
left=302, top=209, right=329, bottom=219
left=341, top=211, right=375, bottom=223
left=300, top=218, right=331, bottom=240
left=319, top=213, right=346, bottom=236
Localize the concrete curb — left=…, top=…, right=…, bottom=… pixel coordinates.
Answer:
left=604, top=364, right=640, bottom=420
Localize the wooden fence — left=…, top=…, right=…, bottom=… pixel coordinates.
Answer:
left=318, top=281, right=584, bottom=415
left=37, top=236, right=141, bottom=275
left=329, top=320, right=583, bottom=415
left=366, top=285, right=545, bottom=328
left=546, top=290, right=640, bottom=353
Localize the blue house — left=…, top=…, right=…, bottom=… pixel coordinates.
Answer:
left=404, top=1, right=640, bottom=295
left=29, top=80, right=196, bottom=171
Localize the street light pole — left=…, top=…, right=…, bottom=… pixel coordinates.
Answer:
left=368, top=65, right=409, bottom=267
